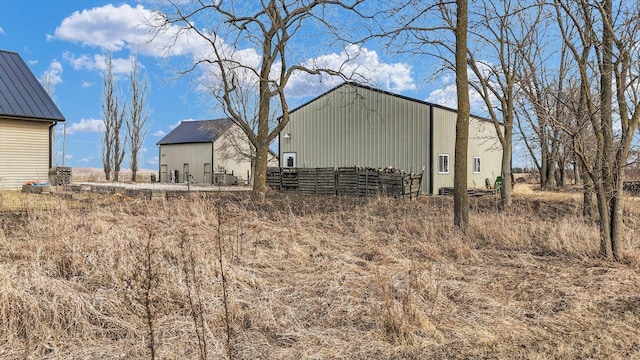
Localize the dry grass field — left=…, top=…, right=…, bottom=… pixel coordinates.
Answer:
left=1, top=185, right=639, bottom=359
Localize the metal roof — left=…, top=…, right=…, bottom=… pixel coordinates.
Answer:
left=156, top=119, right=233, bottom=145
left=0, top=50, right=65, bottom=122
left=287, top=81, right=493, bottom=123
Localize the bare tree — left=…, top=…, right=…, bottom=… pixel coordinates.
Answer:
left=555, top=0, right=640, bottom=260
left=454, top=0, right=470, bottom=229
left=100, top=54, right=126, bottom=182
left=460, top=0, right=546, bottom=208
left=371, top=0, right=472, bottom=227
left=127, top=55, right=150, bottom=182
left=515, top=30, right=580, bottom=190
left=156, top=0, right=367, bottom=196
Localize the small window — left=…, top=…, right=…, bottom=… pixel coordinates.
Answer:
left=283, top=152, right=297, bottom=168
left=473, top=157, right=481, bottom=173
left=438, top=154, right=449, bottom=174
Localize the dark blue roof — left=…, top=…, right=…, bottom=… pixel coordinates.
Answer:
left=156, top=119, right=233, bottom=145
left=0, top=50, right=65, bottom=122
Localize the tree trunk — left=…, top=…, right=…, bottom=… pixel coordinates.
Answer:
left=599, top=0, right=615, bottom=260
left=594, top=178, right=612, bottom=258
left=500, top=135, right=512, bottom=209
left=609, top=177, right=623, bottom=261
left=540, top=144, right=548, bottom=188
left=582, top=170, right=594, bottom=217
left=253, top=143, right=268, bottom=198
left=453, top=0, right=469, bottom=230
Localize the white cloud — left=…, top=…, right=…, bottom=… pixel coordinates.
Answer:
left=147, top=156, right=159, bottom=165
left=81, top=81, right=93, bottom=88
left=285, top=44, right=415, bottom=98
left=52, top=4, right=154, bottom=53
left=0, top=26, right=4, bottom=35
left=171, top=120, right=190, bottom=128
left=79, top=156, right=94, bottom=163
left=52, top=5, right=414, bottom=104
left=66, top=118, right=104, bottom=135
left=51, top=3, right=205, bottom=57
left=65, top=154, right=73, bottom=160
left=42, top=60, right=64, bottom=87
left=426, top=83, right=487, bottom=113
left=154, top=119, right=190, bottom=137
left=426, top=65, right=497, bottom=115
left=63, top=52, right=134, bottom=75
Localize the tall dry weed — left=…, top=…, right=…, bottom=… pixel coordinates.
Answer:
left=0, top=189, right=639, bottom=358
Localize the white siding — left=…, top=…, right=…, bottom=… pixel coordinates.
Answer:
left=213, top=126, right=253, bottom=184
left=0, top=119, right=51, bottom=189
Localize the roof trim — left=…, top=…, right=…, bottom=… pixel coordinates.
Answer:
left=287, top=81, right=494, bottom=123
left=0, top=50, right=66, bottom=122
left=156, top=118, right=234, bottom=145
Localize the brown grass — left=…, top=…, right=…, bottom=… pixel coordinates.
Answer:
left=0, top=186, right=639, bottom=359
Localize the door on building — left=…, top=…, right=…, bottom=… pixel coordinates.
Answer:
left=160, top=164, right=168, bottom=183
left=204, top=163, right=211, bottom=184
left=183, top=163, right=190, bottom=183
left=283, top=152, right=296, bottom=168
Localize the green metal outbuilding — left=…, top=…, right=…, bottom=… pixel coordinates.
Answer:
left=278, top=82, right=503, bottom=195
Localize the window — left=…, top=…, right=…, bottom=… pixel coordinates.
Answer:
left=473, top=157, right=481, bottom=173
left=438, top=154, right=449, bottom=174
left=283, top=152, right=297, bottom=168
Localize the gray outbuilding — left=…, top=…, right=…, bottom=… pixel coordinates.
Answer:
left=278, top=82, right=503, bottom=194
left=157, top=119, right=259, bottom=185
left=0, top=50, right=65, bottom=189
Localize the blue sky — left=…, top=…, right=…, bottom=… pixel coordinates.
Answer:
left=0, top=0, right=519, bottom=170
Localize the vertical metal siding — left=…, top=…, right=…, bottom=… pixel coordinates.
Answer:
left=468, top=117, right=503, bottom=188
left=0, top=119, right=50, bottom=188
left=431, top=107, right=456, bottom=193
left=281, top=85, right=431, bottom=190
left=159, top=135, right=254, bottom=184
left=160, top=143, right=213, bottom=183
left=281, top=85, right=504, bottom=194
left=431, top=108, right=504, bottom=192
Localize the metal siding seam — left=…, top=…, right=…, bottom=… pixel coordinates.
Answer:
left=429, top=104, right=434, bottom=194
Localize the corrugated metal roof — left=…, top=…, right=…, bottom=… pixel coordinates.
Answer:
left=0, top=50, right=65, bottom=122
left=156, top=119, right=233, bottom=145
left=288, top=81, right=492, bottom=123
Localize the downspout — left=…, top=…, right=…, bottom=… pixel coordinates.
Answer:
left=157, top=145, right=161, bottom=182
left=429, top=106, right=434, bottom=195
left=278, top=131, right=281, bottom=168
left=48, top=121, right=57, bottom=169
left=215, top=141, right=218, bottom=184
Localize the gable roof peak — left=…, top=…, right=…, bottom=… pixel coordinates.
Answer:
left=0, top=49, right=65, bottom=122
left=156, top=118, right=233, bottom=145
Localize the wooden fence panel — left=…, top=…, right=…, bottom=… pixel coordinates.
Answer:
left=266, top=167, right=422, bottom=198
